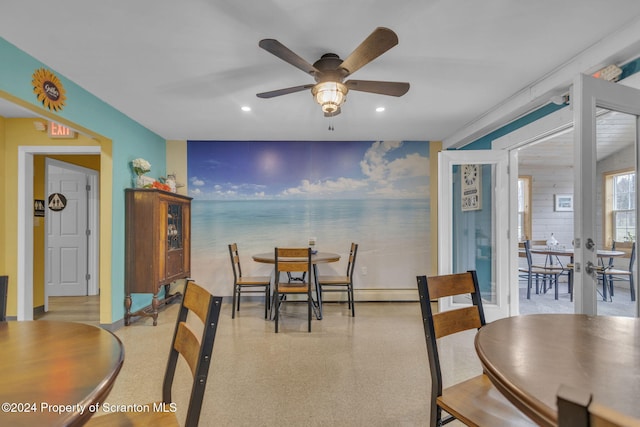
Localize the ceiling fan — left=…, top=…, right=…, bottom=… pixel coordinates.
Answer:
left=256, top=27, right=410, bottom=117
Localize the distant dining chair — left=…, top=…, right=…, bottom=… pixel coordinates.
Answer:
left=86, top=281, right=222, bottom=427
left=318, top=242, right=358, bottom=317
left=600, top=241, right=636, bottom=302
left=228, top=243, right=272, bottom=319
left=417, top=272, right=535, bottom=427
left=0, top=276, right=7, bottom=322
left=519, top=240, right=564, bottom=299
left=274, top=247, right=313, bottom=333
left=557, top=384, right=640, bottom=427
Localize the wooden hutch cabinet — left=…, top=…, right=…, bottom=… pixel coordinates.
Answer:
left=124, top=188, right=192, bottom=325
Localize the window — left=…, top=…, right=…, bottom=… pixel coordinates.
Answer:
left=518, top=176, right=532, bottom=241
left=604, top=170, right=636, bottom=245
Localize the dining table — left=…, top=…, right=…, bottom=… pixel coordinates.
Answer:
left=527, top=246, right=625, bottom=300
left=0, top=320, right=125, bottom=427
left=252, top=251, right=341, bottom=320
left=475, top=313, right=640, bottom=426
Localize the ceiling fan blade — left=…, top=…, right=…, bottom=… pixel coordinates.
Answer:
left=339, top=27, right=399, bottom=77
left=256, top=84, right=314, bottom=98
left=259, top=39, right=320, bottom=76
left=345, top=80, right=410, bottom=97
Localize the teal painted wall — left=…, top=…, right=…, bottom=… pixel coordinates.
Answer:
left=0, top=37, right=167, bottom=323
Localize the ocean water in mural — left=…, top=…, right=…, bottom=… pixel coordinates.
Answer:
left=187, top=140, right=431, bottom=296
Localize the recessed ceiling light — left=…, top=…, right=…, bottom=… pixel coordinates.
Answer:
left=241, top=106, right=251, bottom=112
left=376, top=107, right=385, bottom=112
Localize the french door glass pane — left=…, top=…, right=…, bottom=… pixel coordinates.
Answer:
left=452, top=163, right=496, bottom=304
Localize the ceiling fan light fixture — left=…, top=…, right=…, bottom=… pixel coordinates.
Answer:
left=312, top=81, right=348, bottom=114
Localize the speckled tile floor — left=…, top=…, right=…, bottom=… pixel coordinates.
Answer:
left=98, top=300, right=477, bottom=426
left=36, top=295, right=488, bottom=426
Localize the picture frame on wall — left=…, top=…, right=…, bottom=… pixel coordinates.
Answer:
left=554, top=194, right=573, bottom=211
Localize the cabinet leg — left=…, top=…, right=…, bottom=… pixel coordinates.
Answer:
left=124, top=294, right=132, bottom=326
left=151, top=294, right=159, bottom=326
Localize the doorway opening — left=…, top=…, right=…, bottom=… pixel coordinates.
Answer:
left=18, top=146, right=102, bottom=322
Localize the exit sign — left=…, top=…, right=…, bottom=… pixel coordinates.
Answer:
left=48, top=121, right=76, bottom=139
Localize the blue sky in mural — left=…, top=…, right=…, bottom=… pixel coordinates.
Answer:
left=187, top=140, right=430, bottom=199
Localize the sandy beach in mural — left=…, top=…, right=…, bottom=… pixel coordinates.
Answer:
left=190, top=198, right=430, bottom=296
left=186, top=140, right=431, bottom=296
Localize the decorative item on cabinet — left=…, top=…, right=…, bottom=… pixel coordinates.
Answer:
left=124, top=188, right=192, bottom=326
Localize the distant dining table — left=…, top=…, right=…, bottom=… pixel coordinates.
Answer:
left=475, top=313, right=640, bottom=426
left=527, top=246, right=625, bottom=299
left=0, top=320, right=124, bottom=427
left=252, top=251, right=341, bottom=319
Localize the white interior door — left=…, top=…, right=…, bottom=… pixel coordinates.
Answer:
left=438, top=150, right=511, bottom=321
left=46, top=161, right=89, bottom=297
left=573, top=73, right=640, bottom=316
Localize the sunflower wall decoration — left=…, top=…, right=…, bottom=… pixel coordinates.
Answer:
left=32, top=68, right=66, bottom=111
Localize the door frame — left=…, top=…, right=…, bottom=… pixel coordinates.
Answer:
left=438, top=149, right=511, bottom=321
left=44, top=158, right=99, bottom=308
left=18, top=146, right=101, bottom=320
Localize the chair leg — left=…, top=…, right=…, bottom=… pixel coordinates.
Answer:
left=307, top=293, right=312, bottom=333
left=631, top=275, right=636, bottom=302
left=527, top=274, right=532, bottom=299
left=349, top=285, right=355, bottom=317
left=554, top=274, right=559, bottom=300
left=232, top=285, right=238, bottom=319
left=264, top=286, right=270, bottom=319
left=275, top=292, right=280, bottom=333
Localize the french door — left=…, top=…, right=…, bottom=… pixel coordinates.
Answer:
left=438, top=150, right=511, bottom=321
left=573, top=74, right=640, bottom=316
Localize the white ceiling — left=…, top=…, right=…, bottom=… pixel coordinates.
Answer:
left=2, top=0, right=640, bottom=146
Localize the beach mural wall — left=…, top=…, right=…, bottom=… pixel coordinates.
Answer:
left=187, top=140, right=431, bottom=298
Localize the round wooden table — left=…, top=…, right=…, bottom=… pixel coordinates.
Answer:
left=0, top=321, right=125, bottom=427
left=475, top=314, right=640, bottom=426
left=252, top=251, right=341, bottom=319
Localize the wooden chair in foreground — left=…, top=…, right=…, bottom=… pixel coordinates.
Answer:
left=228, top=243, right=271, bottom=319
left=87, top=281, right=222, bottom=427
left=318, top=242, right=358, bottom=317
left=274, top=247, right=312, bottom=333
left=417, top=272, right=535, bottom=427
left=557, top=384, right=640, bottom=427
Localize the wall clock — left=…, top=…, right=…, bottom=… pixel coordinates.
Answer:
left=461, top=164, right=481, bottom=211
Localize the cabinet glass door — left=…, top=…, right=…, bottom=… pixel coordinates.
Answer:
left=167, top=204, right=183, bottom=250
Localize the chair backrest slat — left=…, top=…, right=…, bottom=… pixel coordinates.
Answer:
left=425, top=271, right=478, bottom=300
left=433, top=306, right=483, bottom=339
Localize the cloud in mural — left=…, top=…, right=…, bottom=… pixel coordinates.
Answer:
left=190, top=176, right=205, bottom=186
left=187, top=140, right=429, bottom=199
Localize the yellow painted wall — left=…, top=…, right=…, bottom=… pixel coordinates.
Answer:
left=166, top=140, right=188, bottom=196
left=1, top=117, right=111, bottom=318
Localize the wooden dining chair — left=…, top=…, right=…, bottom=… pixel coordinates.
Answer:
left=557, top=384, right=640, bottom=427
left=318, top=242, right=358, bottom=317
left=600, top=241, right=636, bottom=302
left=274, top=247, right=312, bottom=333
left=228, top=243, right=272, bottom=318
left=520, top=240, right=564, bottom=299
left=417, top=272, right=536, bottom=427
left=86, top=281, right=222, bottom=427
